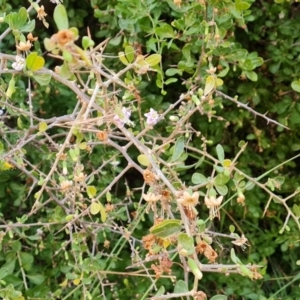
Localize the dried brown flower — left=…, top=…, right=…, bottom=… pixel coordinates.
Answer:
left=204, top=195, right=223, bottom=219
left=142, top=234, right=156, bottom=250
left=16, top=40, right=32, bottom=51
left=196, top=240, right=218, bottom=263
left=194, top=291, right=207, bottom=300
left=143, top=192, right=162, bottom=213
left=177, top=191, right=199, bottom=211
left=231, top=234, right=249, bottom=250
left=143, top=169, right=157, bottom=185
left=37, top=5, right=47, bottom=20
left=96, top=131, right=108, bottom=141
left=51, top=29, right=76, bottom=47
left=27, top=33, right=38, bottom=42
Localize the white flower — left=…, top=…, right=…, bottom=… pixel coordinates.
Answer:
left=12, top=56, right=25, bottom=71
left=144, top=108, right=160, bottom=126
left=114, top=107, right=134, bottom=128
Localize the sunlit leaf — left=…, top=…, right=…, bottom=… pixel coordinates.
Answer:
left=145, top=54, right=162, bottom=66
left=38, top=122, right=47, bottom=133
left=204, top=75, right=215, bottom=96
left=54, top=4, right=69, bottom=30
left=150, top=219, right=181, bottom=238
left=137, top=154, right=150, bottom=167
left=26, top=52, right=45, bottom=72
left=87, top=186, right=97, bottom=198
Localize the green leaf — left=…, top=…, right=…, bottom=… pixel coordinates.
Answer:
left=235, top=1, right=251, bottom=11
left=192, top=173, right=208, bottom=185
left=90, top=202, right=101, bottom=215
left=187, top=258, right=203, bottom=280
left=137, top=154, right=150, bottom=167
left=291, top=81, right=300, bottom=93
left=63, top=50, right=73, bottom=62
left=171, top=136, right=185, bottom=162
left=165, top=78, right=178, bottom=85
left=210, top=296, right=228, bottom=300
left=166, top=68, right=182, bottom=76
left=54, top=4, right=69, bottom=30
left=215, top=173, right=230, bottom=185
left=6, top=77, right=16, bottom=98
left=244, top=71, right=258, bottom=81
left=293, top=204, right=300, bottom=217
left=216, top=144, right=225, bottom=163
left=215, top=184, right=228, bottom=195
left=178, top=233, right=194, bottom=255
left=230, top=248, right=241, bottom=264
left=6, top=7, right=28, bottom=30
left=82, top=36, right=95, bottom=50
left=20, top=19, right=35, bottom=32
left=204, top=76, right=215, bottom=96
left=27, top=274, right=45, bottom=285
left=125, top=45, right=135, bottom=63
left=26, top=52, right=45, bottom=72
left=150, top=219, right=181, bottom=238
left=33, top=73, right=52, bottom=86
left=174, top=280, right=189, bottom=294
left=87, top=186, right=97, bottom=198
left=59, top=63, right=73, bottom=79
left=218, top=66, right=229, bottom=77
left=118, top=51, right=129, bottom=65
left=154, top=286, right=165, bottom=297
left=145, top=54, right=162, bottom=66
left=38, top=122, right=48, bottom=133
left=155, top=23, right=175, bottom=38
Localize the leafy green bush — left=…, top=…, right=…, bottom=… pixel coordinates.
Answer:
left=0, top=0, right=300, bottom=299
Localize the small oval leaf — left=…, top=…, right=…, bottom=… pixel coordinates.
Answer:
left=150, top=219, right=181, bottom=239
left=38, top=121, right=47, bottom=133
left=137, top=154, right=150, bottom=167
left=192, top=173, right=208, bottom=185
left=145, top=54, right=162, bottom=66
left=54, top=4, right=69, bottom=30
left=187, top=258, right=203, bottom=280
left=171, top=136, right=185, bottom=162
left=204, top=75, right=215, bottom=96
left=26, top=52, right=45, bottom=72
left=90, top=202, right=101, bottom=215
left=87, top=186, right=97, bottom=198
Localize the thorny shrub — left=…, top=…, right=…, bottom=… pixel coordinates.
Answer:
left=0, top=0, right=300, bottom=299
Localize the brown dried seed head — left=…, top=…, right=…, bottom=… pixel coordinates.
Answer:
left=143, top=169, right=156, bottom=185
left=51, top=29, right=76, bottom=46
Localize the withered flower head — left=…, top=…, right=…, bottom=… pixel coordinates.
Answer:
left=161, top=190, right=171, bottom=201
left=231, top=234, right=249, bottom=250
left=37, top=5, right=47, bottom=20
left=142, top=234, right=156, bottom=250
left=237, top=192, right=245, bottom=206
left=60, top=180, right=73, bottom=191
left=51, top=29, right=76, bottom=47
left=27, top=33, right=38, bottom=42
left=196, top=240, right=209, bottom=254
left=177, top=191, right=199, bottom=210
left=143, top=169, right=157, bottom=185
left=16, top=40, right=32, bottom=51
left=143, top=192, right=162, bottom=203
left=194, top=291, right=207, bottom=300
left=204, top=195, right=223, bottom=219
left=96, top=131, right=108, bottom=141
left=143, top=192, right=162, bottom=213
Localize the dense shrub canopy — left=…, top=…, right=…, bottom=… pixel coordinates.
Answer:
left=0, top=0, right=300, bottom=299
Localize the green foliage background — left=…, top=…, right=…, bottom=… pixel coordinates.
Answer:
left=1, top=0, right=300, bottom=299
